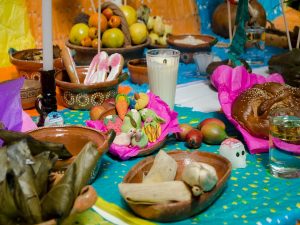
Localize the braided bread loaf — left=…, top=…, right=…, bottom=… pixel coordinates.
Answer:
left=232, top=82, right=300, bottom=139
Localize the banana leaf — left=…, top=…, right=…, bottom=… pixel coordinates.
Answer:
left=41, top=142, right=100, bottom=221
left=0, top=129, right=72, bottom=159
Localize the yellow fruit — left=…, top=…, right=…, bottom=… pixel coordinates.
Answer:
left=102, top=28, right=125, bottom=48
left=129, top=22, right=148, bottom=45
left=120, top=5, right=137, bottom=26
left=69, top=23, right=89, bottom=45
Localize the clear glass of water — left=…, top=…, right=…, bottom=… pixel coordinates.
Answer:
left=269, top=108, right=300, bottom=178
left=242, top=26, right=266, bottom=65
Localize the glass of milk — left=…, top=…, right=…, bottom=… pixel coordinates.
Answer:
left=146, top=49, right=180, bottom=110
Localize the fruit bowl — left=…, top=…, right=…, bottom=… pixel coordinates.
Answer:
left=9, top=47, right=63, bottom=80
left=167, top=34, right=218, bottom=64
left=55, top=66, right=128, bottom=110
left=122, top=150, right=232, bottom=222
left=65, top=38, right=150, bottom=66
left=127, top=58, right=148, bottom=84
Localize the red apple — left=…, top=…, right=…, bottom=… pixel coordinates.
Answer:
left=197, top=118, right=226, bottom=130
left=102, top=7, right=114, bottom=20
left=175, top=123, right=193, bottom=141
left=185, top=129, right=203, bottom=149
left=108, top=15, right=121, bottom=28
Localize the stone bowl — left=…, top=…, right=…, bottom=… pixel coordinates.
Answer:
left=122, top=150, right=231, bottom=222
left=55, top=66, right=128, bottom=110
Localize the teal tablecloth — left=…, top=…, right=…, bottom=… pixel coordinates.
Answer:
left=48, top=107, right=300, bottom=225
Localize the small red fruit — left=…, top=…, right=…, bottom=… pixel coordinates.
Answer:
left=81, top=36, right=92, bottom=47
left=197, top=118, right=226, bottom=130
left=108, top=15, right=121, bottom=28
left=185, top=129, right=203, bottom=149
left=175, top=123, right=193, bottom=141
left=102, top=7, right=114, bottom=20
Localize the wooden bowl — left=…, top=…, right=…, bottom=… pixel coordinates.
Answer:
left=55, top=66, right=128, bottom=110
left=20, top=79, right=42, bottom=109
left=122, top=150, right=232, bottom=222
left=9, top=47, right=63, bottom=80
left=167, top=34, right=218, bottom=64
left=65, top=38, right=150, bottom=66
left=127, top=58, right=148, bottom=85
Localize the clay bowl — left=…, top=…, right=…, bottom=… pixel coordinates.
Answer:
left=127, top=58, right=148, bottom=85
left=65, top=38, right=150, bottom=66
left=27, top=125, right=112, bottom=182
left=167, top=34, right=218, bottom=64
left=9, top=47, right=63, bottom=80
left=55, top=66, right=128, bottom=110
left=20, top=79, right=42, bottom=109
left=122, top=150, right=232, bottom=222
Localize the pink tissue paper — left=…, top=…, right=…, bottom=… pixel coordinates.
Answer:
left=211, top=65, right=284, bottom=154
left=86, top=92, right=181, bottom=160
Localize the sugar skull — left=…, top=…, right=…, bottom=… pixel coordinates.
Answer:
left=219, top=138, right=247, bottom=168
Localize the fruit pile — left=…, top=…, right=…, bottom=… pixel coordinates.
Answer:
left=176, top=118, right=229, bottom=149
left=69, top=3, right=149, bottom=48
left=137, top=5, right=173, bottom=46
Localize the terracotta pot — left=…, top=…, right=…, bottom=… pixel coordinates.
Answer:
left=65, top=38, right=150, bottom=66
left=212, top=0, right=266, bottom=38
left=55, top=67, right=128, bottom=110
left=122, top=150, right=232, bottom=222
left=127, top=58, right=148, bottom=85
left=21, top=79, right=42, bottom=109
left=9, top=48, right=63, bottom=80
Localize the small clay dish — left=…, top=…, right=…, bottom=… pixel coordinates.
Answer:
left=122, top=150, right=231, bottom=222
left=9, top=47, right=63, bottom=80
left=127, top=58, right=148, bottom=85
left=20, top=79, right=42, bottom=109
left=55, top=66, right=128, bottom=110
left=167, top=34, right=218, bottom=64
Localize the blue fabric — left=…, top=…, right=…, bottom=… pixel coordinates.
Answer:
left=48, top=108, right=300, bottom=225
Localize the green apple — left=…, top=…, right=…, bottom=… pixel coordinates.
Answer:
left=69, top=23, right=89, bottom=45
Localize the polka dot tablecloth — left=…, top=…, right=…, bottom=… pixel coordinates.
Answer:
left=44, top=107, right=300, bottom=225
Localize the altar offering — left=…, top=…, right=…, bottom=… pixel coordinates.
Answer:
left=120, top=150, right=231, bottom=222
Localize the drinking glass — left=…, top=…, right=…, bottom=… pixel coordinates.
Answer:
left=146, top=49, right=180, bottom=110
left=269, top=107, right=300, bottom=178
left=242, top=26, right=266, bottom=65
left=193, top=51, right=215, bottom=77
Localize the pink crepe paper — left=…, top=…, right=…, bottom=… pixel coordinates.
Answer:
left=211, top=65, right=284, bottom=154
left=86, top=92, right=181, bottom=160
left=21, top=111, right=37, bottom=132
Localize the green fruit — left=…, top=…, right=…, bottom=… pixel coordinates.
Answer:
left=69, top=23, right=89, bottom=45
left=129, top=22, right=148, bottom=45
left=201, top=123, right=228, bottom=145
left=120, top=5, right=137, bottom=26
left=102, top=28, right=125, bottom=48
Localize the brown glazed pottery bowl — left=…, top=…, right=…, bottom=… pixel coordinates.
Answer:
left=55, top=66, right=128, bottom=110
left=65, top=38, right=150, bottom=66
left=122, top=150, right=231, bottom=222
left=167, top=34, right=218, bottom=64
left=20, top=79, right=42, bottom=109
left=127, top=58, right=148, bottom=85
left=9, top=47, right=63, bottom=80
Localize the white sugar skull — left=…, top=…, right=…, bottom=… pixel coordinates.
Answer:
left=219, top=138, right=247, bottom=168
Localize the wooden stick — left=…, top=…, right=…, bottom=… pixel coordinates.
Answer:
left=98, top=0, right=101, bottom=53
left=90, top=0, right=96, bottom=13
left=280, top=0, right=292, bottom=51
left=124, top=0, right=127, bottom=6
left=296, top=28, right=300, bottom=49
left=227, top=0, right=233, bottom=43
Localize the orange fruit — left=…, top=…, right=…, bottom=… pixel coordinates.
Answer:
left=88, top=13, right=108, bottom=32
left=81, top=36, right=92, bottom=47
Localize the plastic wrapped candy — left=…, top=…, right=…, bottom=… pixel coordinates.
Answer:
left=219, top=138, right=247, bottom=168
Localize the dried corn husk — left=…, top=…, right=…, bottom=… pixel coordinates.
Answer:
left=143, top=150, right=177, bottom=183
left=118, top=181, right=191, bottom=205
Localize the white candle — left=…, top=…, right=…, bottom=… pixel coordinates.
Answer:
left=42, top=0, right=53, bottom=71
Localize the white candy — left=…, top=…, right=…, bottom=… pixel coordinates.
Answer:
left=219, top=138, right=247, bottom=168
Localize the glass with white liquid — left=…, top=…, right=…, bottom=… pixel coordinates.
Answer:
left=146, top=49, right=180, bottom=110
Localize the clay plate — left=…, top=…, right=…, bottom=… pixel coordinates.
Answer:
left=27, top=126, right=106, bottom=169
left=122, top=150, right=232, bottom=222
left=136, top=138, right=167, bottom=157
